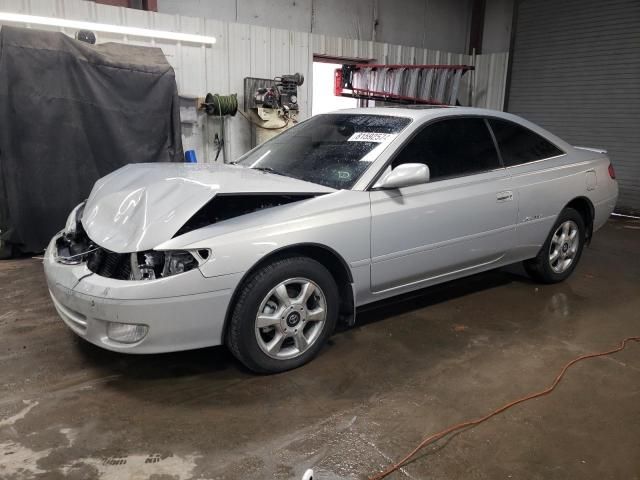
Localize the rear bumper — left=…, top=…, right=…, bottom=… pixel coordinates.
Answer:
left=593, top=191, right=618, bottom=232
left=44, top=235, right=243, bottom=353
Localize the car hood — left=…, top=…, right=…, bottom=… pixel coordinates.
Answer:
left=81, top=163, right=335, bottom=253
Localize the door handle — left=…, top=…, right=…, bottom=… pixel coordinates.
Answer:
left=496, top=191, right=513, bottom=202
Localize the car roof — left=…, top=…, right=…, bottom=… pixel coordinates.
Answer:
left=323, top=106, right=574, bottom=152
left=327, top=106, right=523, bottom=122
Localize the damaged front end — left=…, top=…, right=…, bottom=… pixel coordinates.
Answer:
left=54, top=192, right=314, bottom=281
left=55, top=202, right=91, bottom=265
left=54, top=201, right=209, bottom=281
left=45, top=162, right=339, bottom=354
left=84, top=248, right=208, bottom=281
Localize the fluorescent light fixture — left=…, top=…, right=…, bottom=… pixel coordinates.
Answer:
left=0, top=12, right=216, bottom=45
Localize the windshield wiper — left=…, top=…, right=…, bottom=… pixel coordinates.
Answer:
left=251, top=166, right=287, bottom=177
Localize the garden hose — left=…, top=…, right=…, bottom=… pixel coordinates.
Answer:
left=203, top=92, right=288, bottom=129
left=202, top=92, right=290, bottom=161
left=203, top=94, right=238, bottom=161
left=203, top=93, right=238, bottom=116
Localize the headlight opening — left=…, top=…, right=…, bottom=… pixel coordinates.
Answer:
left=56, top=201, right=95, bottom=265
left=64, top=201, right=86, bottom=236
left=130, top=250, right=205, bottom=280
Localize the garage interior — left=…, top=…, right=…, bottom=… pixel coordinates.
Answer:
left=1, top=0, right=639, bottom=479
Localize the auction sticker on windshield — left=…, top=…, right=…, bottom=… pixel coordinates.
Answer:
left=347, top=132, right=396, bottom=142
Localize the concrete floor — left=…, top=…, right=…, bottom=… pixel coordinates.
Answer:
left=1, top=217, right=639, bottom=480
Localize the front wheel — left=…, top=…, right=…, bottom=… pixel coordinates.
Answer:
left=227, top=256, right=339, bottom=373
left=524, top=207, right=585, bottom=284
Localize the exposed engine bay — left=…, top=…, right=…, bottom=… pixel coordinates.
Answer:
left=174, top=193, right=316, bottom=237
left=54, top=193, right=316, bottom=280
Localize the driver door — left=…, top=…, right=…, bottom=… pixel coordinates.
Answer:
left=369, top=117, right=517, bottom=293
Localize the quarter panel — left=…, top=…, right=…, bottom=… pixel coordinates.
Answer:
left=511, top=150, right=618, bottom=259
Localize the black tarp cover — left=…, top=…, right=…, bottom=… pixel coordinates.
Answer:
left=0, top=26, right=183, bottom=252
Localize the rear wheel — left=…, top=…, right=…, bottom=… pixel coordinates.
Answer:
left=524, top=207, right=585, bottom=284
left=227, top=256, right=339, bottom=373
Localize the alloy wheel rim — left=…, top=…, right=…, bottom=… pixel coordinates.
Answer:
left=255, top=277, right=327, bottom=360
left=549, top=220, right=579, bottom=274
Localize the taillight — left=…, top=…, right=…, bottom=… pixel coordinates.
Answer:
left=608, top=163, right=616, bottom=179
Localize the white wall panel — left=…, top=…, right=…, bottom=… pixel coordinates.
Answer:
left=473, top=51, right=509, bottom=110
left=0, top=0, right=26, bottom=14
left=226, top=22, right=253, bottom=159
left=94, top=3, right=122, bottom=26
left=26, top=0, right=57, bottom=17
left=250, top=25, right=271, bottom=78
left=61, top=0, right=93, bottom=21
left=1, top=0, right=508, bottom=163
left=291, top=31, right=311, bottom=109
left=205, top=19, right=230, bottom=93
left=270, top=28, right=292, bottom=75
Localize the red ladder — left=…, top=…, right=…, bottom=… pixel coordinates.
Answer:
left=334, top=63, right=474, bottom=106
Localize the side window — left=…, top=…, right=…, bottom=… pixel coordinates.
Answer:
left=488, top=119, right=564, bottom=167
left=391, top=118, right=500, bottom=181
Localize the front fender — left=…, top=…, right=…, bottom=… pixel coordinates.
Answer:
left=156, top=190, right=372, bottom=278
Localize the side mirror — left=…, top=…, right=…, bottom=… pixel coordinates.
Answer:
left=375, top=163, right=430, bottom=189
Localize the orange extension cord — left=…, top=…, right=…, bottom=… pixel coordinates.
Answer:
left=370, top=336, right=640, bottom=480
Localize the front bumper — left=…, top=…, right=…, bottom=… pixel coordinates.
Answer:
left=44, top=235, right=243, bottom=353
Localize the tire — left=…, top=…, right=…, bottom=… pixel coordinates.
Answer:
left=227, top=256, right=339, bottom=373
left=524, top=207, right=586, bottom=284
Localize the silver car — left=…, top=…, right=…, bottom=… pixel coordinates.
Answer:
left=44, top=107, right=618, bottom=372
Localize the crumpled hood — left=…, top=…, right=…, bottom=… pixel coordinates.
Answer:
left=82, top=163, right=335, bottom=253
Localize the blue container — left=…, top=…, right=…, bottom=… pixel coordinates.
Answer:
left=184, top=150, right=198, bottom=163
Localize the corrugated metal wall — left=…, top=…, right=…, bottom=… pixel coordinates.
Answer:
left=507, top=0, right=640, bottom=214
left=0, top=0, right=509, bottom=163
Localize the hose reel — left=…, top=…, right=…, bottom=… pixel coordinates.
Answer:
left=202, top=93, right=238, bottom=161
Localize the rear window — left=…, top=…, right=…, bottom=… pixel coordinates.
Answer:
left=488, top=119, right=564, bottom=167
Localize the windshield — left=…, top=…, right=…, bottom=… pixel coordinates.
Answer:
left=236, top=114, right=411, bottom=189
